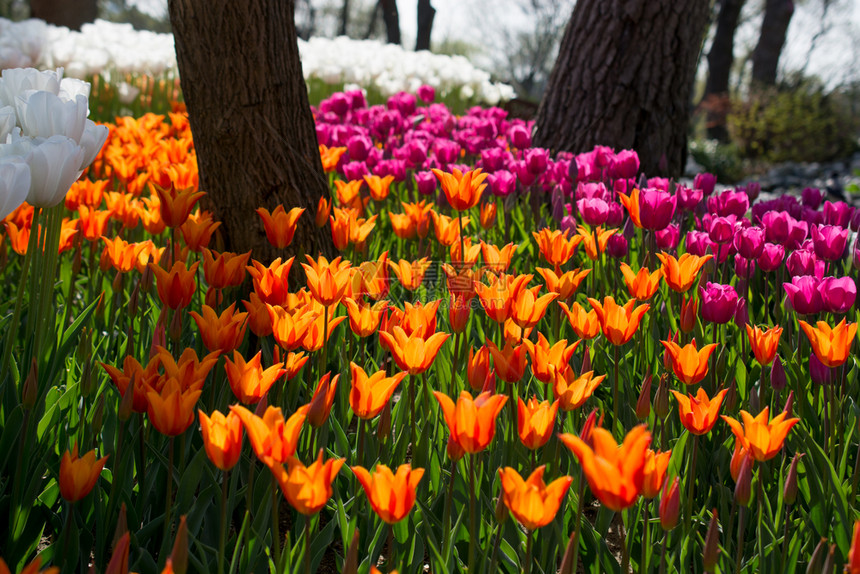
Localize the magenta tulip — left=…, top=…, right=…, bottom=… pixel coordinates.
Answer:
left=823, top=201, right=854, bottom=228
left=675, top=185, right=703, bottom=212
left=656, top=224, right=680, bottom=250
left=733, top=226, right=765, bottom=259
left=783, top=276, right=823, bottom=315
left=577, top=198, right=609, bottom=226
left=699, top=282, right=739, bottom=324
left=708, top=190, right=749, bottom=218
left=757, top=243, right=785, bottom=273
left=694, top=172, right=717, bottom=196
left=610, top=149, right=639, bottom=179
left=639, top=187, right=676, bottom=230
left=818, top=276, right=856, bottom=314
left=801, top=187, right=823, bottom=210
left=811, top=224, right=849, bottom=262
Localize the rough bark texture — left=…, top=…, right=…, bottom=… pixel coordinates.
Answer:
left=751, top=0, right=794, bottom=86
left=703, top=0, right=745, bottom=141
left=338, top=0, right=350, bottom=36
left=534, top=0, right=710, bottom=177
left=415, top=0, right=435, bottom=51
left=30, top=0, right=96, bottom=30
left=381, top=0, right=401, bottom=44
left=168, top=0, right=333, bottom=266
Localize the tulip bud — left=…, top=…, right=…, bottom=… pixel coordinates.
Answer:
left=806, top=538, right=827, bottom=574
left=128, top=280, right=141, bottom=317
left=171, top=515, right=188, bottom=574
left=254, top=394, right=268, bottom=416
left=112, top=503, right=128, bottom=550
left=91, top=392, right=105, bottom=435
left=118, top=379, right=134, bottom=422
left=72, top=242, right=83, bottom=275
left=715, top=346, right=728, bottom=382
left=580, top=408, right=600, bottom=446
left=783, top=452, right=803, bottom=506
left=734, top=454, right=752, bottom=507
left=654, top=373, right=670, bottom=420
left=205, top=286, right=223, bottom=308
left=680, top=296, right=697, bottom=333
left=770, top=354, right=786, bottom=392
left=22, top=357, right=38, bottom=410
left=659, top=476, right=680, bottom=531
left=724, top=380, right=738, bottom=413
left=112, top=270, right=123, bottom=293
left=748, top=382, right=760, bottom=413
left=580, top=345, right=591, bottom=376
left=151, top=312, right=167, bottom=359
left=316, top=197, right=332, bottom=228
left=308, top=373, right=337, bottom=428
left=168, top=308, right=183, bottom=343
left=377, top=402, right=391, bottom=443
left=141, top=260, right=154, bottom=293
left=782, top=390, right=795, bottom=419
left=494, top=494, right=509, bottom=524
left=662, top=331, right=678, bottom=371
left=733, top=297, right=749, bottom=329
left=77, top=327, right=93, bottom=363
left=446, top=434, right=465, bottom=462
left=702, top=510, right=720, bottom=572
left=636, top=374, right=652, bottom=420
left=80, top=358, right=94, bottom=398
left=342, top=528, right=360, bottom=574
left=821, top=544, right=836, bottom=574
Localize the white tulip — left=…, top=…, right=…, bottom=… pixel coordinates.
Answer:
left=0, top=105, right=17, bottom=141
left=0, top=66, right=62, bottom=106
left=78, top=119, right=108, bottom=170
left=0, top=156, right=31, bottom=221
left=25, top=134, right=83, bottom=208
left=16, top=89, right=87, bottom=143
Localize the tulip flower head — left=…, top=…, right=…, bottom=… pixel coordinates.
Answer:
left=559, top=301, right=601, bottom=339
left=588, top=296, right=649, bottom=346
left=799, top=318, right=857, bottom=368
left=149, top=260, right=199, bottom=310
left=230, top=404, right=308, bottom=466
left=270, top=451, right=344, bottom=515
left=552, top=367, right=605, bottom=411
left=517, top=397, right=559, bottom=449
left=434, top=390, right=508, bottom=454
left=721, top=407, right=799, bottom=462
left=256, top=205, right=304, bottom=249
left=523, top=333, right=580, bottom=384
left=486, top=340, right=528, bottom=383
left=656, top=252, right=712, bottom=293
left=59, top=443, right=108, bottom=502
left=670, top=387, right=728, bottom=435
left=745, top=324, right=783, bottom=366
left=498, top=466, right=572, bottom=530
left=198, top=409, right=243, bottom=471
left=351, top=463, right=424, bottom=524
left=349, top=362, right=406, bottom=419
left=532, top=227, right=581, bottom=270
left=302, top=255, right=352, bottom=308
left=660, top=337, right=718, bottom=385
left=307, top=372, right=339, bottom=428
left=699, top=282, right=739, bottom=324
left=560, top=425, right=651, bottom=511
left=619, top=263, right=663, bottom=301
left=379, top=326, right=449, bottom=375
left=189, top=303, right=248, bottom=354
left=642, top=449, right=672, bottom=499
left=431, top=167, right=488, bottom=211
left=536, top=267, right=590, bottom=300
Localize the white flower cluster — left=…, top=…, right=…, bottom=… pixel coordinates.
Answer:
left=0, top=18, right=514, bottom=106
left=0, top=67, right=108, bottom=218
left=299, top=36, right=516, bottom=105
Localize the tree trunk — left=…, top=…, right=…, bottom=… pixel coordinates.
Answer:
left=703, top=0, right=745, bottom=141
left=381, top=0, right=401, bottom=45
left=30, top=0, right=97, bottom=30
left=168, top=0, right=333, bottom=266
left=534, top=0, right=710, bottom=177
left=338, top=0, right=350, bottom=36
left=751, top=0, right=794, bottom=86
left=415, top=0, right=435, bottom=51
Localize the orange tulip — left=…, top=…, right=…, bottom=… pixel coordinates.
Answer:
left=680, top=295, right=697, bottom=333
left=351, top=463, right=424, bottom=524
left=307, top=372, right=339, bottom=428
left=467, top=346, right=493, bottom=391
left=486, top=340, right=528, bottom=383
left=450, top=236, right=482, bottom=265
left=730, top=442, right=751, bottom=482
left=524, top=333, right=580, bottom=384
left=300, top=304, right=347, bottom=352
left=153, top=183, right=205, bottom=228
left=149, top=260, right=199, bottom=310
left=224, top=350, right=286, bottom=404
left=283, top=351, right=310, bottom=380
left=303, top=255, right=352, bottom=307
left=364, top=174, right=395, bottom=201
left=670, top=387, right=728, bottom=435
left=352, top=253, right=390, bottom=300
left=480, top=242, right=517, bottom=272
left=349, top=212, right=378, bottom=247
left=105, top=191, right=141, bottom=229
left=241, top=293, right=273, bottom=337
left=101, top=354, right=161, bottom=413
left=334, top=179, right=363, bottom=208
left=379, top=326, right=449, bottom=375
left=503, top=318, right=532, bottom=346
left=230, top=404, right=308, bottom=465
left=189, top=303, right=248, bottom=354
left=498, top=466, right=572, bottom=530
left=641, top=449, right=672, bottom=499
left=246, top=257, right=294, bottom=306
left=431, top=167, right=488, bottom=211
left=517, top=397, right=559, bottom=449
left=389, top=211, right=416, bottom=240
left=319, top=145, right=347, bottom=173
left=349, top=362, right=407, bottom=419
left=316, top=196, right=332, bottom=228
left=532, top=228, right=581, bottom=270
left=721, top=407, right=799, bottom=462
left=388, top=257, right=431, bottom=291
left=198, top=409, right=243, bottom=471
left=474, top=273, right=532, bottom=323
left=135, top=240, right=165, bottom=274
left=431, top=211, right=467, bottom=246
left=536, top=267, right=590, bottom=300
left=343, top=298, right=387, bottom=337
left=330, top=207, right=353, bottom=250
left=588, top=296, right=649, bottom=346
left=449, top=292, right=472, bottom=334
left=552, top=367, right=605, bottom=411
left=154, top=346, right=220, bottom=392
left=511, top=285, right=558, bottom=329
left=434, top=390, right=508, bottom=454
left=401, top=200, right=433, bottom=239
left=618, top=187, right=642, bottom=228
left=394, top=299, right=441, bottom=339
left=479, top=202, right=497, bottom=229
left=202, top=248, right=251, bottom=289
left=145, top=377, right=202, bottom=436
left=560, top=425, right=651, bottom=511
left=576, top=226, right=617, bottom=260
left=0, top=556, right=59, bottom=574
left=849, top=520, right=860, bottom=574
left=179, top=209, right=221, bottom=251
left=619, top=263, right=663, bottom=301
left=799, top=319, right=857, bottom=368
left=270, top=451, right=344, bottom=515
left=101, top=236, right=144, bottom=273
left=745, top=324, right=783, bottom=366
left=656, top=252, right=713, bottom=293
left=256, top=205, right=304, bottom=249
left=558, top=301, right=601, bottom=340
left=660, top=338, right=718, bottom=385
left=78, top=205, right=113, bottom=242
left=59, top=443, right=108, bottom=502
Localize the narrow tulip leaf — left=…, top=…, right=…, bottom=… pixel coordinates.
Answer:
left=228, top=511, right=249, bottom=574
left=310, top=516, right=337, bottom=572
left=48, top=296, right=100, bottom=380
left=0, top=405, right=23, bottom=471
left=175, top=448, right=207, bottom=514
left=800, top=425, right=851, bottom=558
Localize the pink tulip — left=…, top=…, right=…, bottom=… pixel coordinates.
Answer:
left=757, top=243, right=785, bottom=273
left=785, top=249, right=817, bottom=277
left=708, top=190, right=749, bottom=218
left=577, top=198, right=609, bottom=226
left=811, top=224, right=849, bottom=261
left=417, top=84, right=436, bottom=103
left=610, top=149, right=639, bottom=179
left=801, top=187, right=823, bottom=210
left=783, top=276, right=823, bottom=315
left=675, top=185, right=703, bottom=212
left=823, top=201, right=853, bottom=228
left=818, top=276, right=856, bottom=314
left=733, top=226, right=765, bottom=259
left=606, top=234, right=628, bottom=258
left=699, top=282, right=739, bottom=324
left=656, top=224, right=680, bottom=250
left=639, top=187, right=676, bottom=231
left=488, top=170, right=516, bottom=197
left=693, top=172, right=716, bottom=196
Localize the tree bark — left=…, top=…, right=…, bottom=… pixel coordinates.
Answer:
left=30, top=0, right=97, bottom=30
left=703, top=0, right=745, bottom=141
left=534, top=0, right=710, bottom=177
left=338, top=0, right=350, bottom=37
left=381, top=0, right=401, bottom=45
left=168, top=0, right=333, bottom=266
left=751, top=0, right=794, bottom=86
left=416, top=0, right=435, bottom=51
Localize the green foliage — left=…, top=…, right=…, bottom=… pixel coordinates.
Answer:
left=728, top=76, right=859, bottom=164
left=688, top=138, right=746, bottom=184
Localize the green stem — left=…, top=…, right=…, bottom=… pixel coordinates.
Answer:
left=734, top=506, right=745, bottom=574
left=641, top=499, right=650, bottom=574
left=613, top=344, right=620, bottom=429
left=271, top=474, right=281, bottom=566
left=468, top=453, right=477, bottom=573
left=305, top=516, right=312, bottom=574
left=218, top=471, right=229, bottom=574
left=163, top=437, right=174, bottom=559
left=685, top=434, right=698, bottom=535
left=441, top=460, right=457, bottom=559
left=621, top=507, right=630, bottom=573
left=524, top=528, right=533, bottom=574
left=568, top=467, right=586, bottom=573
